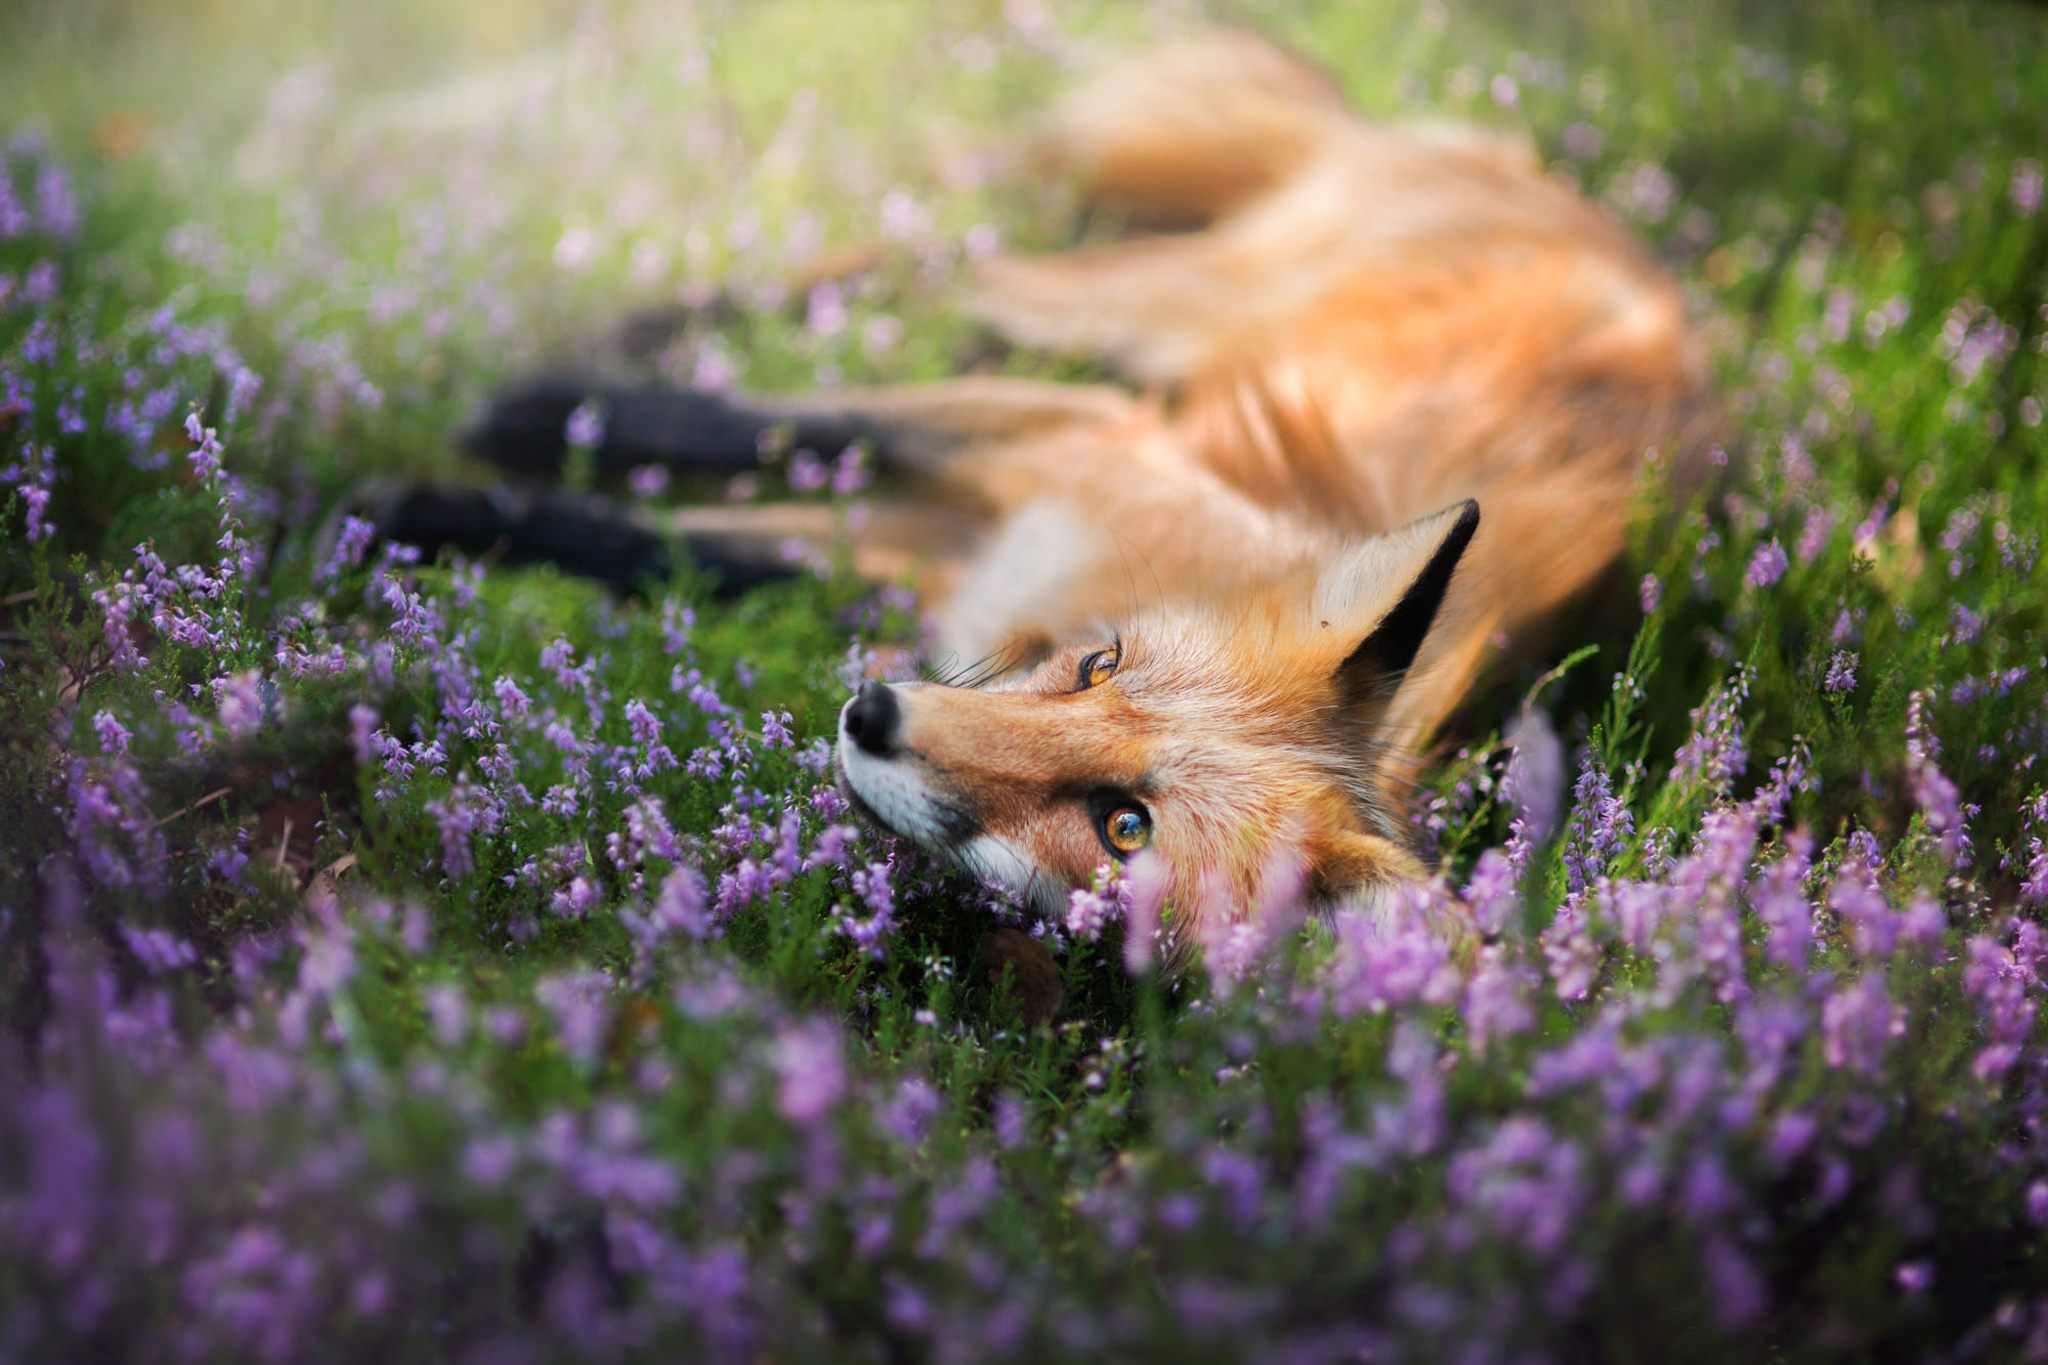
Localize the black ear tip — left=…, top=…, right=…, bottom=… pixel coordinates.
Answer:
left=1448, top=498, right=1481, bottom=547
left=1336, top=498, right=1484, bottom=685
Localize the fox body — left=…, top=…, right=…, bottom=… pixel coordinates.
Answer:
left=415, top=33, right=1716, bottom=952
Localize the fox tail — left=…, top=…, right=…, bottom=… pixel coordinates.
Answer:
left=970, top=33, right=1365, bottom=378
left=1035, top=30, right=1353, bottom=226
left=969, top=32, right=1546, bottom=382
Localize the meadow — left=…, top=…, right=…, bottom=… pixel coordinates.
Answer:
left=2, top=0, right=2046, bottom=1358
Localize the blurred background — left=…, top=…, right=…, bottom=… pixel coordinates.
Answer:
left=1, top=0, right=2042, bottom=502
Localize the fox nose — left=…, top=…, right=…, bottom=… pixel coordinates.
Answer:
left=841, top=679, right=902, bottom=757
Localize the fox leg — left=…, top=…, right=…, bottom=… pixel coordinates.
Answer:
left=339, top=478, right=997, bottom=601
left=336, top=482, right=799, bottom=598
left=355, top=367, right=1135, bottom=595
left=336, top=479, right=999, bottom=603
left=661, top=500, right=985, bottom=602
left=802, top=376, right=1140, bottom=475
left=463, top=373, right=1137, bottom=482
left=461, top=376, right=864, bottom=480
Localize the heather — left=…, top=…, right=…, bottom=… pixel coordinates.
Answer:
left=3, top=0, right=2046, bottom=1359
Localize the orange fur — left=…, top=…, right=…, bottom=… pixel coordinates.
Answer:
left=800, top=32, right=1717, bottom=951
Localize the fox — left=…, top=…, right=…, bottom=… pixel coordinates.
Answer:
left=370, top=32, right=1717, bottom=956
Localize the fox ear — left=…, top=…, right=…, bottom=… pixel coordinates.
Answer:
left=1313, top=499, right=1480, bottom=718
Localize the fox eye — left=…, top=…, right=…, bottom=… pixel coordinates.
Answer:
left=1101, top=803, right=1151, bottom=856
left=1077, top=648, right=1120, bottom=690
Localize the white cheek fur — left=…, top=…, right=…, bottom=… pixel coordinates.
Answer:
left=836, top=733, right=956, bottom=849
left=961, top=833, right=1062, bottom=915
left=836, top=735, right=1067, bottom=912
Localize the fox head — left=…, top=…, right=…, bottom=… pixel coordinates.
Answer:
left=833, top=501, right=1480, bottom=952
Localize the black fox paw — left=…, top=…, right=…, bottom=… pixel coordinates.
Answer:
left=458, top=375, right=598, bottom=476
left=326, top=481, right=798, bottom=600
left=462, top=375, right=836, bottom=480
left=329, top=482, right=674, bottom=597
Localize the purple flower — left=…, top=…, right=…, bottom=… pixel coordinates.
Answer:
left=540, top=636, right=581, bottom=688
left=772, top=1020, right=845, bottom=1124
left=1744, top=539, right=1789, bottom=591
left=1823, top=651, right=1857, bottom=694
left=1962, top=926, right=2040, bottom=1081
left=1796, top=505, right=1833, bottom=562
left=1828, top=857, right=1899, bottom=958
left=182, top=412, right=226, bottom=481
left=493, top=675, right=530, bottom=721
left=121, top=925, right=198, bottom=974
left=1602, top=877, right=1669, bottom=951
left=1672, top=668, right=1751, bottom=794
left=1122, top=853, right=1170, bottom=976
left=1905, top=691, right=1968, bottom=864
left=422, top=985, right=467, bottom=1047
left=610, top=798, right=685, bottom=875
left=1703, top=1236, right=1767, bottom=1330
left=1461, top=848, right=1521, bottom=938
left=1463, top=945, right=1535, bottom=1052
left=316, top=516, right=377, bottom=583
left=805, top=820, right=856, bottom=870
left=564, top=398, right=606, bottom=449
left=1764, top=1110, right=1818, bottom=1167
left=628, top=463, right=670, bottom=498
left=840, top=861, right=897, bottom=958
left=1897, top=893, right=1945, bottom=951
left=715, top=858, right=775, bottom=917
left=1540, top=894, right=1600, bottom=1001
left=67, top=755, right=168, bottom=892
left=1679, top=1152, right=1740, bottom=1223
left=424, top=774, right=499, bottom=880
left=1751, top=835, right=1814, bottom=970
left=1821, top=971, right=1904, bottom=1076
left=830, top=446, right=871, bottom=497
left=1502, top=707, right=1565, bottom=866
left=2022, top=794, right=2048, bottom=908
left=1444, top=1117, right=1584, bottom=1257
left=5, top=439, right=57, bottom=542
left=463, top=1134, right=520, bottom=1188
left=2015, top=159, right=2045, bottom=215
left=92, top=710, right=131, bottom=756
left=552, top=873, right=602, bottom=918
left=1894, top=1260, right=1933, bottom=1297
left=538, top=971, right=612, bottom=1066
left=804, top=282, right=847, bottom=338
left=881, top=1078, right=943, bottom=1146
left=1323, top=886, right=1461, bottom=1017
left=787, top=449, right=829, bottom=493
left=1065, top=885, right=1117, bottom=943
left=213, top=671, right=266, bottom=739
left=648, top=866, right=712, bottom=942
left=1561, top=755, right=1632, bottom=895
left=1749, top=742, right=1814, bottom=827
left=1936, top=301, right=2019, bottom=388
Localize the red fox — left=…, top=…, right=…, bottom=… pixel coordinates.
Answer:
left=383, top=33, right=1716, bottom=953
